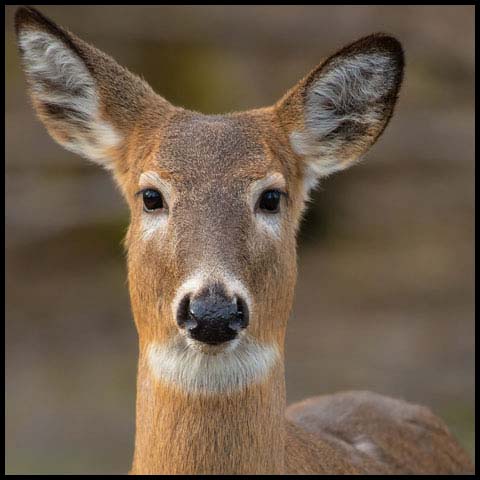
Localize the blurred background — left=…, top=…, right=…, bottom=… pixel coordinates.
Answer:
left=5, top=5, right=474, bottom=474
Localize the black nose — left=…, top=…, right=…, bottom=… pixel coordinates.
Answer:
left=177, top=285, right=249, bottom=345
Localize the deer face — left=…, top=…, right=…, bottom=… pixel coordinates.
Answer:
left=16, top=7, right=403, bottom=392
left=124, top=110, right=303, bottom=355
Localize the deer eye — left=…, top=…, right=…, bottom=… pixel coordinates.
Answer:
left=142, top=189, right=164, bottom=212
left=258, top=190, right=281, bottom=213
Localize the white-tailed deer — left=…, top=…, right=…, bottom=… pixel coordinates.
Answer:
left=15, top=6, right=473, bottom=475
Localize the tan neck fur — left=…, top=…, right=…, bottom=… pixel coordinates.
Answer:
left=131, top=344, right=286, bottom=475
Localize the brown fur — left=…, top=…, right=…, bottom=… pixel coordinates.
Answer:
left=132, top=351, right=287, bottom=474
left=15, top=6, right=474, bottom=475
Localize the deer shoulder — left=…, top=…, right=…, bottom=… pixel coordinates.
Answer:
left=286, top=390, right=474, bottom=474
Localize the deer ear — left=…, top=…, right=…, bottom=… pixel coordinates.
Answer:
left=275, top=33, right=404, bottom=192
left=15, top=7, right=170, bottom=170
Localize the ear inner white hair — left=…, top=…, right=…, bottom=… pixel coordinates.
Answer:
left=292, top=53, right=398, bottom=190
left=18, top=30, right=121, bottom=167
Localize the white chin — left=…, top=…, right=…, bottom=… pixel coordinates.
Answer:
left=148, top=334, right=280, bottom=394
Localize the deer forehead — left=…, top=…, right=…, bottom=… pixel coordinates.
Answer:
left=136, top=111, right=287, bottom=181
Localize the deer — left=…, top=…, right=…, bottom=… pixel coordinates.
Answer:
left=14, top=6, right=474, bottom=475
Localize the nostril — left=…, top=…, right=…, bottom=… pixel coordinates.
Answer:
left=236, top=297, right=243, bottom=317
left=228, top=319, right=242, bottom=333
left=177, top=294, right=196, bottom=329
left=230, top=297, right=249, bottom=332
left=185, top=316, right=197, bottom=331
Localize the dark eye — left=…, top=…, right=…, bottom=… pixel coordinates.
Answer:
left=259, top=190, right=281, bottom=213
left=142, top=189, right=164, bottom=212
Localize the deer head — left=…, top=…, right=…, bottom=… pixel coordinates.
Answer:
left=15, top=7, right=404, bottom=397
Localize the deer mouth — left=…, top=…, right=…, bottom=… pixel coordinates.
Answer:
left=181, top=330, right=244, bottom=356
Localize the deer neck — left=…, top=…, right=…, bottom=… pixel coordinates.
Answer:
left=130, top=339, right=287, bottom=475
